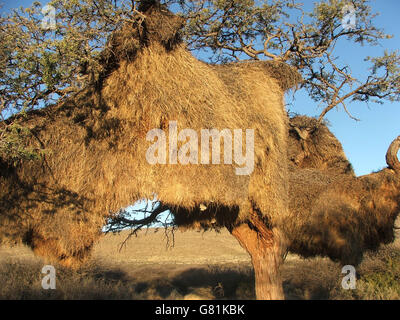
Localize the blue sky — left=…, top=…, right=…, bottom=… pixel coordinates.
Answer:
left=287, top=1, right=400, bottom=176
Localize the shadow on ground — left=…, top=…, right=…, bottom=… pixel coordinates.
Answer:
left=1, top=242, right=400, bottom=300
left=132, top=265, right=256, bottom=300
left=0, top=258, right=338, bottom=300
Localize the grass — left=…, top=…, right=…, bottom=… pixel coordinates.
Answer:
left=0, top=260, right=139, bottom=300
left=0, top=259, right=255, bottom=300
left=332, top=245, right=400, bottom=300
left=0, top=229, right=399, bottom=300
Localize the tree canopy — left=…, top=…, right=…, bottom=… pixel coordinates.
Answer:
left=1, top=0, right=399, bottom=230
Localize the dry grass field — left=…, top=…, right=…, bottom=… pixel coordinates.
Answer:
left=1, top=226, right=399, bottom=300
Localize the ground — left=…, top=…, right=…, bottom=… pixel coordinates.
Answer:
left=1, top=225, right=399, bottom=300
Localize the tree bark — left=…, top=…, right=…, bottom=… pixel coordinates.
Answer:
left=229, top=212, right=286, bottom=300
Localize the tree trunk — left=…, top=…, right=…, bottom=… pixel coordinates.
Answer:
left=229, top=212, right=286, bottom=300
